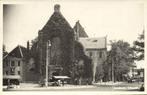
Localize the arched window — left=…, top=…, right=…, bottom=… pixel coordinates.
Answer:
left=50, top=37, right=61, bottom=65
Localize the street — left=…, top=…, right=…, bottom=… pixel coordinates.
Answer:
left=3, top=82, right=143, bottom=91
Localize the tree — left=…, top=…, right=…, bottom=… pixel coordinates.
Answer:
left=72, top=41, right=93, bottom=85
left=107, top=40, right=134, bottom=82
left=132, top=31, right=144, bottom=60
left=95, top=64, right=104, bottom=82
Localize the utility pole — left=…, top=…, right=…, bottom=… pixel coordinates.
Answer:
left=112, top=58, right=114, bottom=82
left=45, top=40, right=51, bottom=87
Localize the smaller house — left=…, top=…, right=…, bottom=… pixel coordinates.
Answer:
left=3, top=45, right=39, bottom=83
left=79, top=37, right=107, bottom=82
left=3, top=45, right=28, bottom=82
left=73, top=21, right=107, bottom=82
left=128, top=63, right=137, bottom=78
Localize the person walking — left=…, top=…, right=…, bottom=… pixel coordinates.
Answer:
left=61, top=79, right=64, bottom=86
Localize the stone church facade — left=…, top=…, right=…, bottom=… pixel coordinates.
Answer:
left=36, top=4, right=75, bottom=80
left=30, top=4, right=93, bottom=84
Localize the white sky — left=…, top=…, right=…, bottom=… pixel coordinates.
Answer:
left=3, top=0, right=145, bottom=68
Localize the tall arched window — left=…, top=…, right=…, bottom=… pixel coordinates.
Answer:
left=50, top=37, right=61, bottom=65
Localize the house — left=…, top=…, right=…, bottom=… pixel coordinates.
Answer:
left=3, top=45, right=39, bottom=83
left=128, top=63, right=137, bottom=78
left=3, top=45, right=27, bottom=82
left=73, top=21, right=107, bottom=82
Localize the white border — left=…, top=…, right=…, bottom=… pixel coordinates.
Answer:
left=1, top=0, right=147, bottom=95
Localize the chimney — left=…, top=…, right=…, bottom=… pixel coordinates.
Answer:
left=27, top=41, right=30, bottom=51
left=54, top=4, right=60, bottom=13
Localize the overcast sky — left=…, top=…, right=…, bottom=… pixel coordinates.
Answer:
left=3, top=1, right=145, bottom=68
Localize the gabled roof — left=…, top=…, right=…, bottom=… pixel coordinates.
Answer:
left=73, top=21, right=88, bottom=37
left=41, top=4, right=73, bottom=33
left=3, top=45, right=27, bottom=59
left=79, top=37, right=107, bottom=49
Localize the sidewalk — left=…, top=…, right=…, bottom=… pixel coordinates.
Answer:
left=93, top=81, right=124, bottom=86
left=4, top=83, right=96, bottom=91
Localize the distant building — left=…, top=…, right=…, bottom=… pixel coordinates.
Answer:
left=128, top=63, right=137, bottom=78
left=74, top=21, right=107, bottom=82
left=79, top=37, right=107, bottom=82
left=73, top=21, right=88, bottom=40
left=137, top=68, right=144, bottom=81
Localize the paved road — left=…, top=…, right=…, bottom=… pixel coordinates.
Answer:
left=3, top=82, right=143, bottom=91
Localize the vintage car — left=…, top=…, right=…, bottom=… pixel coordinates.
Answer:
left=3, top=75, right=20, bottom=89
left=39, top=76, right=70, bottom=86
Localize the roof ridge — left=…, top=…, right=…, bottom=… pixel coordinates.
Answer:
left=3, top=45, right=26, bottom=59
left=18, top=45, right=26, bottom=48
left=41, top=11, right=73, bottom=31
left=3, top=46, right=18, bottom=59
left=79, top=36, right=106, bottom=39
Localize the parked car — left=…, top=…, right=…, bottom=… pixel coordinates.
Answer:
left=39, top=76, right=70, bottom=86
left=3, top=78, right=20, bottom=89
left=128, top=76, right=143, bottom=83
left=139, top=84, right=144, bottom=91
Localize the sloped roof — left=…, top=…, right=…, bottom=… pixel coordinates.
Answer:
left=79, top=37, right=107, bottom=49
left=3, top=45, right=27, bottom=59
left=73, top=21, right=88, bottom=37
left=41, top=5, right=73, bottom=33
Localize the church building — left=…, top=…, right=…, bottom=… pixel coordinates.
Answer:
left=3, top=4, right=107, bottom=84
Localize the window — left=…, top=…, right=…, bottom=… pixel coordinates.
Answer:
left=10, top=68, right=15, bottom=75
left=99, top=51, right=102, bottom=58
left=11, top=61, right=15, bottom=66
left=3, top=60, right=8, bottom=68
left=18, top=71, right=20, bottom=75
left=6, top=71, right=8, bottom=75
left=18, top=61, right=20, bottom=66
left=6, top=60, right=8, bottom=66
left=89, top=52, right=92, bottom=57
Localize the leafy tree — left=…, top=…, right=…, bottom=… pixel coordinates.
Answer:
left=132, top=31, right=144, bottom=60
left=107, top=40, right=134, bottom=82
left=72, top=41, right=93, bottom=85
left=95, top=64, right=104, bottom=82
left=102, top=60, right=111, bottom=82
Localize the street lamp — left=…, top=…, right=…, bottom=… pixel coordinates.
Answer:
left=45, top=40, right=51, bottom=87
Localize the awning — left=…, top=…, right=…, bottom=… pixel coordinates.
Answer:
left=53, top=76, right=70, bottom=79
left=3, top=75, right=21, bottom=79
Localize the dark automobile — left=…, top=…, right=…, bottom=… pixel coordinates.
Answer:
left=39, top=76, right=70, bottom=86
left=3, top=75, right=20, bottom=89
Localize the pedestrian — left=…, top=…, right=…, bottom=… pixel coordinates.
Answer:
left=62, top=79, right=64, bottom=86
left=7, top=79, right=10, bottom=89
left=58, top=79, right=61, bottom=86
left=86, top=79, right=89, bottom=85
left=75, top=78, right=77, bottom=85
